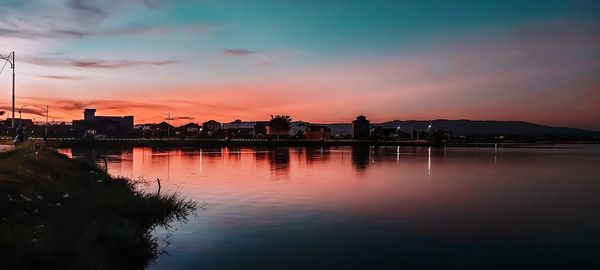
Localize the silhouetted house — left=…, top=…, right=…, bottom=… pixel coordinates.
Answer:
left=178, top=123, right=201, bottom=137
left=202, top=120, right=222, bottom=132
left=266, top=124, right=290, bottom=139
left=150, top=121, right=176, bottom=137
left=305, top=125, right=331, bottom=140
left=72, top=109, right=133, bottom=137
left=135, top=124, right=154, bottom=137
left=352, top=115, right=370, bottom=140
left=199, top=120, right=221, bottom=137
left=223, top=119, right=255, bottom=138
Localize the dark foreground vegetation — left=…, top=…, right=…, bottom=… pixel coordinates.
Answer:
left=0, top=143, right=197, bottom=269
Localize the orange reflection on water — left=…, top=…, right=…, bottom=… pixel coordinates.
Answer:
left=62, top=146, right=449, bottom=213
left=58, top=145, right=600, bottom=269
left=60, top=145, right=600, bottom=220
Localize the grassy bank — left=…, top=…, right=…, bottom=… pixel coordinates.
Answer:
left=0, top=143, right=197, bottom=269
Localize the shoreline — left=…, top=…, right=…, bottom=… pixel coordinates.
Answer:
left=1, top=137, right=598, bottom=148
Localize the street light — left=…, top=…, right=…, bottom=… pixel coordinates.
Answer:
left=18, top=105, right=26, bottom=127
left=0, top=52, right=15, bottom=128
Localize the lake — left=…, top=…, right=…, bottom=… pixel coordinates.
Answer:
left=59, top=145, right=600, bottom=269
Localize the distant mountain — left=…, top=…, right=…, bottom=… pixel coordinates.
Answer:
left=312, top=120, right=599, bottom=137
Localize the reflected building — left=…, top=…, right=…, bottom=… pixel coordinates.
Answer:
left=269, top=147, right=290, bottom=175
left=254, top=147, right=269, bottom=162
left=351, top=146, right=371, bottom=171
left=305, top=146, right=331, bottom=164
left=226, top=147, right=243, bottom=161
left=201, top=147, right=223, bottom=158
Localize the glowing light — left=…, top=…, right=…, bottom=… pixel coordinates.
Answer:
left=427, top=147, right=431, bottom=178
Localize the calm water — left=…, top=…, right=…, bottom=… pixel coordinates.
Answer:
left=59, top=146, right=600, bottom=269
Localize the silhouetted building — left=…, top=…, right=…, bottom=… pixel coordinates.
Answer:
left=305, top=125, right=331, bottom=140
left=266, top=125, right=290, bottom=139
left=149, top=121, right=176, bottom=137
left=3, top=118, right=34, bottom=128
left=72, top=109, right=133, bottom=137
left=223, top=119, right=255, bottom=138
left=352, top=115, right=370, bottom=139
left=178, top=123, right=202, bottom=137
left=202, top=120, right=222, bottom=131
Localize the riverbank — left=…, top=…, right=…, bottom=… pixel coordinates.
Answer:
left=0, top=138, right=436, bottom=148
left=0, top=143, right=197, bottom=269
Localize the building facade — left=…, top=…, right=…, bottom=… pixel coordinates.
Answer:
left=73, top=109, right=134, bottom=137
left=352, top=115, right=370, bottom=140
left=305, top=125, right=331, bottom=140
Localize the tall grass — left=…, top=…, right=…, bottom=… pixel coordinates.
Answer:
left=0, top=143, right=198, bottom=269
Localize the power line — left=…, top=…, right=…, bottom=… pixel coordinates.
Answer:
left=0, top=52, right=15, bottom=128
left=0, top=57, right=8, bottom=74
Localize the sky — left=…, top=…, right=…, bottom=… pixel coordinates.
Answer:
left=0, top=0, right=599, bottom=129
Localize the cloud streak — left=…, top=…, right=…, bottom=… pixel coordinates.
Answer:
left=166, top=116, right=195, bottom=121
left=66, top=0, right=107, bottom=19
left=18, top=96, right=173, bottom=111
left=0, top=23, right=187, bottom=40
left=71, top=59, right=179, bottom=69
left=0, top=106, right=47, bottom=118
left=223, top=49, right=255, bottom=56
left=0, top=1, right=205, bottom=40
left=22, top=55, right=179, bottom=69
left=39, top=75, right=86, bottom=80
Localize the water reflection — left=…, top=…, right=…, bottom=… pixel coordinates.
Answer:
left=269, top=147, right=290, bottom=175
left=305, top=146, right=331, bottom=164
left=56, top=145, right=600, bottom=270
left=60, top=146, right=449, bottom=177
left=428, top=146, right=432, bottom=178
left=351, top=146, right=370, bottom=171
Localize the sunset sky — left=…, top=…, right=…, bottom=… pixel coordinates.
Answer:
left=0, top=0, right=599, bottom=129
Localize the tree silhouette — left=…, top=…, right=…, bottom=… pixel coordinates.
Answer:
left=269, top=115, right=292, bottom=132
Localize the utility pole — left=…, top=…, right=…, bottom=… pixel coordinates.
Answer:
left=0, top=52, right=15, bottom=128
left=33, top=105, right=49, bottom=138
left=12, top=52, right=14, bottom=129
left=18, top=105, right=26, bottom=127
left=161, top=112, right=171, bottom=137
left=45, top=105, right=48, bottom=138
